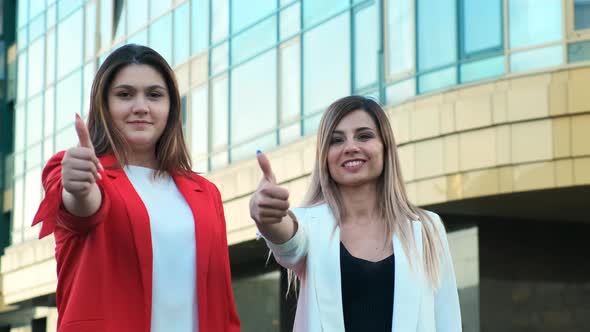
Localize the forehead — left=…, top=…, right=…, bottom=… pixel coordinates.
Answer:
left=111, top=64, right=166, bottom=87
left=334, top=109, right=378, bottom=130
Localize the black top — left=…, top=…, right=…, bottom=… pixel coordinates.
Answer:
left=340, top=242, right=395, bottom=332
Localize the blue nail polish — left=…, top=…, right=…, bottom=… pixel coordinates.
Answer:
left=256, top=150, right=262, bottom=155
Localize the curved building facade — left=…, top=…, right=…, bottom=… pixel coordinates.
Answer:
left=1, top=0, right=589, bottom=331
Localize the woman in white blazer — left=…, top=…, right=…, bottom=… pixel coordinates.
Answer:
left=250, top=96, right=462, bottom=332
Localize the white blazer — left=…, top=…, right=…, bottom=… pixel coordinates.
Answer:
left=262, top=204, right=462, bottom=332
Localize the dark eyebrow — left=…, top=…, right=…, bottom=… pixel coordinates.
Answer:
left=111, top=84, right=167, bottom=90
left=332, top=127, right=376, bottom=135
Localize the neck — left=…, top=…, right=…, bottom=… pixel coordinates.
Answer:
left=338, top=182, right=380, bottom=224
left=127, top=148, right=158, bottom=169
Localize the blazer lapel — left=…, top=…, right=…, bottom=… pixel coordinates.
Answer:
left=391, top=220, right=423, bottom=331
left=101, top=155, right=153, bottom=321
left=313, top=205, right=346, bottom=332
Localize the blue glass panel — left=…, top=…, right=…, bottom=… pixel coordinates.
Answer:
left=47, top=5, right=56, bottom=29
left=174, top=3, right=190, bottom=66
left=17, top=26, right=27, bottom=51
left=85, top=2, right=96, bottom=59
left=114, top=0, right=127, bottom=40
left=211, top=76, right=228, bottom=150
left=386, top=78, right=415, bottom=105
left=27, top=95, right=43, bottom=145
left=56, top=70, right=82, bottom=131
left=232, top=0, right=276, bottom=33
left=128, top=0, right=149, bottom=33
left=510, top=45, right=563, bottom=72
left=463, top=0, right=502, bottom=54
left=231, top=51, right=277, bottom=158
left=29, top=13, right=45, bottom=41
left=149, top=13, right=173, bottom=65
left=128, top=29, right=148, bottom=46
left=150, top=0, right=173, bottom=19
left=303, top=13, right=351, bottom=115
left=18, top=0, right=28, bottom=28
left=59, top=0, right=84, bottom=20
left=100, top=0, right=112, bottom=49
left=211, top=42, right=229, bottom=75
left=212, top=0, right=229, bottom=44
left=460, top=55, right=505, bottom=83
left=388, top=0, right=413, bottom=75
left=280, top=2, right=301, bottom=41
left=231, top=17, right=276, bottom=64
left=57, top=9, right=83, bottom=79
left=303, top=0, right=348, bottom=28
left=46, top=30, right=55, bottom=85
left=418, top=67, right=456, bottom=93
left=44, top=87, right=55, bottom=139
left=190, top=85, right=208, bottom=160
left=191, top=0, right=209, bottom=54
left=509, top=0, right=562, bottom=48
left=27, top=38, right=45, bottom=97
left=569, top=40, right=590, bottom=63
left=575, top=0, right=590, bottom=30
left=417, top=0, right=457, bottom=71
left=354, top=2, right=379, bottom=90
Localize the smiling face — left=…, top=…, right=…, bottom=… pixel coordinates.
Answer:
left=107, top=64, right=170, bottom=153
left=327, top=109, right=384, bottom=189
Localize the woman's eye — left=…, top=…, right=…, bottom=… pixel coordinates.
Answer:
left=117, top=92, right=131, bottom=98
left=330, top=137, right=344, bottom=145
left=149, top=92, right=164, bottom=98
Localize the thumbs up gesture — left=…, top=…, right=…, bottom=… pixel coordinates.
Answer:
left=61, top=114, right=104, bottom=198
left=249, top=151, right=290, bottom=224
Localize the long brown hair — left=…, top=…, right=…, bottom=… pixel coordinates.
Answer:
left=303, top=95, right=444, bottom=289
left=87, top=44, right=191, bottom=175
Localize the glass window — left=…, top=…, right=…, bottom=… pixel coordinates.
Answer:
left=231, top=17, right=277, bottom=64
left=56, top=70, right=82, bottom=131
left=232, top=0, right=276, bottom=33
left=417, top=0, right=457, bottom=71
left=149, top=13, right=173, bottom=65
left=575, top=0, right=590, bottom=30
left=280, top=2, right=300, bottom=41
left=460, top=55, right=505, bottom=83
left=55, top=124, right=78, bottom=152
left=354, top=2, right=379, bottom=90
left=211, top=0, right=229, bottom=44
left=46, top=30, right=56, bottom=86
left=174, top=3, right=190, bottom=66
left=128, top=0, right=149, bottom=34
left=150, top=0, right=172, bottom=19
left=303, top=13, right=351, bottom=127
left=11, top=178, right=24, bottom=245
left=83, top=62, right=95, bottom=117
left=211, top=42, right=229, bottom=75
left=17, top=26, right=27, bottom=51
left=59, top=0, right=84, bottom=20
left=191, top=0, right=209, bottom=55
left=14, top=153, right=25, bottom=177
left=29, top=12, right=45, bottom=41
left=30, top=1, right=46, bottom=19
left=85, top=2, right=97, bottom=60
left=510, top=45, right=563, bottom=72
left=17, top=49, right=27, bottom=102
left=231, top=51, right=277, bottom=162
left=15, top=105, right=25, bottom=152
left=113, top=0, right=127, bottom=40
left=303, top=0, right=348, bottom=28
left=128, top=29, right=148, bottom=45
left=279, top=41, right=301, bottom=144
left=57, top=9, right=83, bottom=79
left=23, top=168, right=43, bottom=242
left=388, top=0, right=413, bottom=76
left=47, top=5, right=56, bottom=29
left=418, top=67, right=456, bottom=93
left=462, top=0, right=502, bottom=55
left=569, top=40, right=590, bottom=63
left=100, top=0, right=113, bottom=49
left=211, top=76, right=228, bottom=151
left=18, top=0, right=28, bottom=28
left=509, top=0, right=562, bottom=49
left=26, top=143, right=42, bottom=171
left=386, top=78, right=415, bottom=105
left=44, top=134, right=56, bottom=164
left=28, top=38, right=45, bottom=97
left=27, top=95, right=43, bottom=146
left=45, top=87, right=55, bottom=138
left=191, top=85, right=208, bottom=172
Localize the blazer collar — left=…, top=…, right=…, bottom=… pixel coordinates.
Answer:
left=312, top=204, right=422, bottom=332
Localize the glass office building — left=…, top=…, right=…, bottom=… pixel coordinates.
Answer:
left=1, top=0, right=590, bottom=331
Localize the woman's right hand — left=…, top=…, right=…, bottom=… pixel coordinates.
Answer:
left=249, top=152, right=297, bottom=244
left=61, top=114, right=103, bottom=216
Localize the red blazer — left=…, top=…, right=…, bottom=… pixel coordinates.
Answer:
left=32, top=152, right=240, bottom=332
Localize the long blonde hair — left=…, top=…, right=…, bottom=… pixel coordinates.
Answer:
left=298, top=96, right=444, bottom=289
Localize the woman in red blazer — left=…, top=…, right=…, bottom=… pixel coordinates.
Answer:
left=31, top=44, right=240, bottom=332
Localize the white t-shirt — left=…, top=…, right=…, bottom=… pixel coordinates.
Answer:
left=125, top=165, right=198, bottom=332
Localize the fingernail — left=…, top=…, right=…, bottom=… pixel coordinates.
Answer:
left=75, top=113, right=81, bottom=120
left=256, top=150, right=262, bottom=155
left=99, top=163, right=105, bottom=171
left=97, top=173, right=103, bottom=180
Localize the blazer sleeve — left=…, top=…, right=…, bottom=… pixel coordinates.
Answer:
left=31, top=151, right=111, bottom=238
left=431, top=212, right=463, bottom=331
left=210, top=183, right=241, bottom=331
left=258, top=207, right=309, bottom=276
